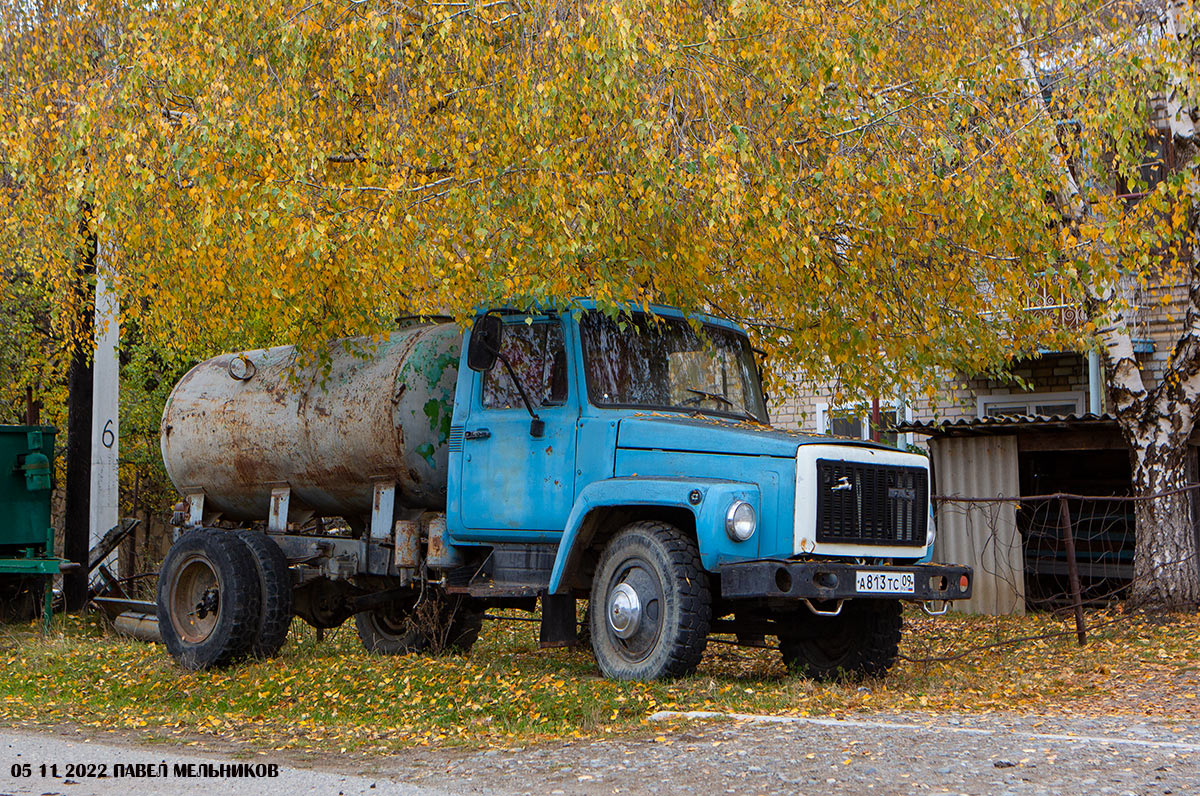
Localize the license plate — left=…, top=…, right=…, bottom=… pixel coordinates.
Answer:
left=855, top=570, right=915, bottom=595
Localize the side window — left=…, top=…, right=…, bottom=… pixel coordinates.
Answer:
left=481, top=321, right=569, bottom=409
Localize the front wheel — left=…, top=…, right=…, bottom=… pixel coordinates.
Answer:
left=589, top=521, right=711, bottom=680
left=779, top=600, right=903, bottom=681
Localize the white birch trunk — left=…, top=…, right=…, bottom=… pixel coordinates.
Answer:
left=1013, top=9, right=1200, bottom=609
left=1163, top=0, right=1199, bottom=141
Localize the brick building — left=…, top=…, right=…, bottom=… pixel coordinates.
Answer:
left=766, top=280, right=1187, bottom=445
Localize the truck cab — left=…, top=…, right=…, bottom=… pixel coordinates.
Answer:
left=440, top=303, right=970, bottom=679
left=156, top=301, right=971, bottom=680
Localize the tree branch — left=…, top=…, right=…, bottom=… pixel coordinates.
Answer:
left=1010, top=8, right=1149, bottom=426
left=1153, top=1, right=1200, bottom=424
left=325, top=153, right=454, bottom=176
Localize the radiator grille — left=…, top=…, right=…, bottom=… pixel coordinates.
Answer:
left=815, top=459, right=928, bottom=547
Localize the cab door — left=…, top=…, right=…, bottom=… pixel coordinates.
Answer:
left=458, top=315, right=578, bottom=533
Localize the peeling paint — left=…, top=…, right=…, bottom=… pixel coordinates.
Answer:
left=416, top=443, right=436, bottom=468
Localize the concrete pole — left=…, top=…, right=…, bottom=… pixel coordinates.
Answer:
left=90, top=242, right=120, bottom=576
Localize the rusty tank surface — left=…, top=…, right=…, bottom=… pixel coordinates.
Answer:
left=161, top=322, right=461, bottom=525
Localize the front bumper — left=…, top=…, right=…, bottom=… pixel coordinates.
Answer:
left=718, top=560, right=973, bottom=602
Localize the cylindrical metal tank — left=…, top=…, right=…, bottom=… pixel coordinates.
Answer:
left=161, top=323, right=461, bottom=523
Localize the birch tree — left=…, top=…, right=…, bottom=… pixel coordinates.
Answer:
left=1103, top=0, right=1200, bottom=610
left=1011, top=1, right=1199, bottom=609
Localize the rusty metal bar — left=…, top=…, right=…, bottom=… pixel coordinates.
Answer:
left=268, top=487, right=291, bottom=532
left=932, top=483, right=1200, bottom=503
left=481, top=613, right=541, bottom=623
left=1057, top=496, right=1087, bottom=646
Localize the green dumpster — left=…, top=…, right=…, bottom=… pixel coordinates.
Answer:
left=0, top=425, right=58, bottom=632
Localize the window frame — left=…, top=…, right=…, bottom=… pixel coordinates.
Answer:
left=976, top=390, right=1085, bottom=419
left=815, top=399, right=913, bottom=449
left=478, top=316, right=570, bottom=411
left=577, top=310, right=769, bottom=424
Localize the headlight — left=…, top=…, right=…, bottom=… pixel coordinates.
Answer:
left=725, top=500, right=757, bottom=542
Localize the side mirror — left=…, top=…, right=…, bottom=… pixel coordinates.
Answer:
left=466, top=314, right=503, bottom=372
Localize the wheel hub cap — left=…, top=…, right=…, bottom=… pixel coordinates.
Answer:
left=170, top=555, right=221, bottom=644
left=608, top=582, right=641, bottom=639
left=195, top=587, right=219, bottom=619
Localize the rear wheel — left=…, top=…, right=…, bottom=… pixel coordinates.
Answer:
left=589, top=521, right=711, bottom=680
left=355, top=599, right=425, bottom=655
left=779, top=600, right=903, bottom=681
left=157, top=529, right=262, bottom=670
left=355, top=591, right=483, bottom=655
left=232, top=530, right=293, bottom=658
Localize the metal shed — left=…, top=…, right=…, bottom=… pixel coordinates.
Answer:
left=929, top=435, right=1024, bottom=615
left=905, top=413, right=1140, bottom=615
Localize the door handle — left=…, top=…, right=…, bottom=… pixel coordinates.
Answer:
left=464, top=429, right=491, bottom=441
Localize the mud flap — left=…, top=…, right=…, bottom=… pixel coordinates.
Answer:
left=539, top=592, right=578, bottom=648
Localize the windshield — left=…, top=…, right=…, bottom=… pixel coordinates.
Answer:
left=579, top=310, right=768, bottom=423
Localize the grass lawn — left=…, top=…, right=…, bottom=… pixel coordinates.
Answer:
left=0, top=607, right=1197, bottom=753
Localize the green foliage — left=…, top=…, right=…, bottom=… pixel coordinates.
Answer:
left=0, top=262, right=65, bottom=426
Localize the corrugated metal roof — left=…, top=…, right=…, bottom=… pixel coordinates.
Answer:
left=900, top=412, right=1118, bottom=436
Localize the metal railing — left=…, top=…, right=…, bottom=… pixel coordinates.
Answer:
left=933, top=485, right=1200, bottom=645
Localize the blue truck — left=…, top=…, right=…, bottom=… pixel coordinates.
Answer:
left=157, top=302, right=971, bottom=679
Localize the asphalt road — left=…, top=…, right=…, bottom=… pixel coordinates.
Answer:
left=2, top=711, right=1198, bottom=796
left=0, top=729, right=451, bottom=796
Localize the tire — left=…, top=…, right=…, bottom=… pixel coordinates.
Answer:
left=577, top=604, right=592, bottom=649
left=157, top=528, right=262, bottom=671
left=444, top=598, right=484, bottom=652
left=355, top=600, right=425, bottom=655
left=779, top=600, right=903, bottom=682
left=355, top=591, right=483, bottom=655
left=589, top=521, right=711, bottom=680
left=734, top=610, right=767, bottom=647
left=231, top=530, right=294, bottom=658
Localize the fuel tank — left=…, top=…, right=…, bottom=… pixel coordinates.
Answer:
left=160, top=322, right=461, bottom=523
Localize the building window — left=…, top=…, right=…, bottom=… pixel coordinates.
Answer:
left=977, top=391, right=1085, bottom=419
left=816, top=401, right=911, bottom=448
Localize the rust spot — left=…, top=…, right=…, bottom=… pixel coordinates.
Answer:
left=545, top=446, right=553, bottom=454
left=232, top=453, right=261, bottom=483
